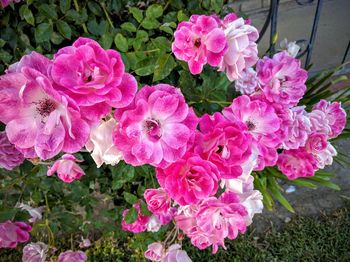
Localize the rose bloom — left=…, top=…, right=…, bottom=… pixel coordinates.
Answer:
left=22, top=242, right=48, bottom=262
left=144, top=188, right=171, bottom=215
left=156, top=152, right=220, bottom=205
left=0, top=131, right=24, bottom=170
left=57, top=250, right=87, bottom=262
left=256, top=51, right=308, bottom=107
left=0, top=52, right=90, bottom=160
left=51, top=37, right=137, bottom=124
left=121, top=203, right=149, bottom=233
left=163, top=244, right=192, bottom=262
left=144, top=242, right=165, bottom=261
left=146, top=215, right=162, bottom=232
left=0, top=220, right=31, bottom=248
left=0, top=0, right=21, bottom=8
left=113, top=84, right=198, bottom=168
left=218, top=15, right=259, bottom=81
left=235, top=68, right=259, bottom=95
left=85, top=118, right=123, bottom=168
left=277, top=148, right=318, bottom=180
left=47, top=154, right=85, bottom=183
left=305, top=133, right=328, bottom=155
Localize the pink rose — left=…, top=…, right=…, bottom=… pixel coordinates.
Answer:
left=156, top=153, right=220, bottom=205
left=163, top=244, right=192, bottom=262
left=235, top=68, right=259, bottom=95
left=121, top=203, right=149, bottom=233
left=0, top=221, right=31, bottom=248
left=305, top=133, right=328, bottom=155
left=0, top=131, right=24, bottom=170
left=57, top=250, right=87, bottom=262
left=144, top=188, right=171, bottom=215
left=113, top=84, right=198, bottom=168
left=172, top=15, right=227, bottom=74
left=51, top=37, right=137, bottom=124
left=144, top=242, right=165, bottom=261
left=256, top=51, right=308, bottom=107
left=22, top=242, right=48, bottom=262
left=313, top=142, right=337, bottom=169
left=47, top=154, right=85, bottom=183
left=0, top=52, right=90, bottom=160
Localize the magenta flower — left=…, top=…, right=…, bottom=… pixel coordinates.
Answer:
left=235, top=68, right=259, bottom=95
left=0, top=131, right=24, bottom=170
left=0, top=221, right=31, bottom=248
left=22, top=242, right=48, bottom=262
left=0, top=52, right=90, bottom=160
left=51, top=37, right=137, bottom=124
left=277, top=148, right=318, bottom=180
left=144, top=188, right=171, bottom=216
left=121, top=203, right=150, bottom=233
left=198, top=112, right=252, bottom=178
left=0, top=0, right=21, bottom=8
left=156, top=152, right=220, bottom=205
left=218, top=15, right=259, bottom=81
left=47, top=154, right=85, bottom=183
left=113, top=84, right=198, bottom=168
left=223, top=95, right=281, bottom=170
left=172, top=15, right=227, bottom=74
left=144, top=242, right=165, bottom=261
left=57, top=250, right=87, bottom=262
left=312, top=100, right=346, bottom=138
left=305, top=133, right=328, bottom=155
left=256, top=51, right=308, bottom=107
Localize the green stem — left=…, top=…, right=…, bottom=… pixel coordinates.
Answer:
left=100, top=2, right=114, bottom=29
left=73, top=0, right=88, bottom=34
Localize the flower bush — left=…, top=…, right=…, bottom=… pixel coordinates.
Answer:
left=0, top=0, right=349, bottom=261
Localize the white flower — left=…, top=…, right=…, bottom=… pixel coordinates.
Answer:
left=85, top=118, right=123, bottom=168
left=280, top=38, right=300, bottom=58
left=16, top=203, right=44, bottom=223
left=314, top=142, right=337, bottom=169
left=147, top=215, right=161, bottom=232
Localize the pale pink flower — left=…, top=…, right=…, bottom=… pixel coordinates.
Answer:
left=16, top=203, right=44, bottom=223
left=121, top=203, right=149, bottom=233
left=172, top=15, right=227, bottom=74
left=113, top=84, right=198, bottom=168
left=57, top=250, right=87, bottom=262
left=0, top=52, right=90, bottom=160
left=79, top=237, right=91, bottom=248
left=156, top=153, right=220, bottom=205
left=312, top=100, right=346, bottom=138
left=0, top=221, right=31, bottom=248
left=219, top=16, right=259, bottom=81
left=238, top=190, right=263, bottom=226
left=305, top=133, right=328, bottom=155
left=163, top=244, right=192, bottom=262
left=279, top=38, right=300, bottom=58
left=22, top=242, right=48, bottom=262
left=309, top=109, right=331, bottom=135
left=144, top=242, right=165, bottom=261
left=235, top=68, right=259, bottom=95
left=277, top=148, right=318, bottom=180
left=198, top=112, right=252, bottom=179
left=223, top=95, right=281, bottom=170
left=256, top=51, right=308, bottom=107
left=313, top=142, right=337, bottom=169
left=144, top=188, right=171, bottom=215
left=47, top=154, right=85, bottom=183
left=85, top=118, right=122, bottom=168
left=0, top=131, right=24, bottom=170
left=51, top=37, right=137, bottom=124
left=146, top=215, right=162, bottom=232
left=281, top=106, right=311, bottom=150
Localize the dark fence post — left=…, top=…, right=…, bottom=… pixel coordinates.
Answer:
left=269, top=0, right=280, bottom=55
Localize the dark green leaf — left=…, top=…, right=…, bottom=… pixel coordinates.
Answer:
left=38, top=4, right=58, bottom=20
left=124, top=207, right=138, bottom=224
left=121, top=22, right=137, bottom=32
left=19, top=5, right=35, bottom=26
left=100, top=32, right=114, bottom=49
left=129, top=7, right=143, bottom=23
left=142, top=17, right=160, bottom=30
left=60, top=0, right=71, bottom=13
left=135, top=64, right=155, bottom=76
left=123, top=192, right=138, bottom=205
left=114, top=33, right=128, bottom=52
left=0, top=208, right=17, bottom=222
left=87, top=1, right=102, bottom=16
left=146, top=4, right=163, bottom=18
left=177, top=10, right=188, bottom=22
left=56, top=20, right=71, bottom=39
left=153, top=54, right=176, bottom=82
left=0, top=50, right=12, bottom=63
left=34, top=23, right=53, bottom=43
left=140, top=201, right=152, bottom=216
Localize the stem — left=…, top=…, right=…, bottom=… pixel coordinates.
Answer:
left=100, top=2, right=114, bottom=29
left=73, top=0, right=88, bottom=34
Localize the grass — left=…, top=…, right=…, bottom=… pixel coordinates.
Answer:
left=2, top=202, right=350, bottom=261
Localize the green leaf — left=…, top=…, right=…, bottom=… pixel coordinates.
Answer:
left=121, top=22, right=137, bottom=32
left=140, top=201, right=152, bottom=216
left=159, top=25, right=173, bottom=35
left=87, top=0, right=102, bottom=16
left=0, top=208, right=17, bottom=222
left=123, top=192, right=138, bottom=205
left=19, top=5, right=35, bottom=26
left=153, top=54, right=176, bottom=82
left=146, top=4, right=163, bottom=18
left=114, top=33, right=128, bottom=52
left=124, top=207, right=138, bottom=224
left=135, top=64, right=155, bottom=76
left=210, top=0, right=223, bottom=13
left=129, top=7, right=143, bottom=23
left=100, top=32, right=114, bottom=49
left=56, top=20, right=71, bottom=39
left=0, top=50, right=12, bottom=63
left=50, top=32, right=64, bottom=45
left=177, top=10, right=188, bottom=22
left=142, top=17, right=160, bottom=30
left=60, top=0, right=71, bottom=13
left=35, top=23, right=53, bottom=43
left=0, top=39, right=5, bottom=48
left=268, top=176, right=295, bottom=213
left=136, top=30, right=149, bottom=42
left=151, top=36, right=171, bottom=52
left=38, top=4, right=58, bottom=20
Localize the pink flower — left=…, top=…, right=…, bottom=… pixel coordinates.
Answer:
left=223, top=95, right=281, bottom=170
left=121, top=203, right=149, bottom=233
left=0, top=131, right=24, bottom=170
left=156, top=153, right=220, bottom=205
left=85, top=118, right=123, bottom=168
left=0, top=0, right=20, bottom=8
left=256, top=51, right=308, bottom=107
left=163, top=244, right=192, bottom=262
left=198, top=112, right=252, bottom=179
left=281, top=106, right=311, bottom=150
left=51, top=37, right=137, bottom=124
left=235, top=68, right=259, bottom=95
left=146, top=215, right=162, bottom=232
left=0, top=221, right=31, bottom=248
left=312, top=100, right=346, bottom=138
left=113, top=84, right=198, bottom=168
left=144, top=242, right=165, bottom=261
left=312, top=142, right=337, bottom=169
left=0, top=52, right=90, bottom=160
left=277, top=148, right=318, bottom=180
left=172, top=15, right=227, bottom=74
left=305, top=133, right=328, bottom=155
left=309, top=109, right=331, bottom=135
left=57, top=251, right=87, bottom=262
left=218, top=16, right=259, bottom=81
left=22, top=242, right=48, bottom=262
left=47, top=154, right=85, bottom=183
left=144, top=188, right=171, bottom=215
